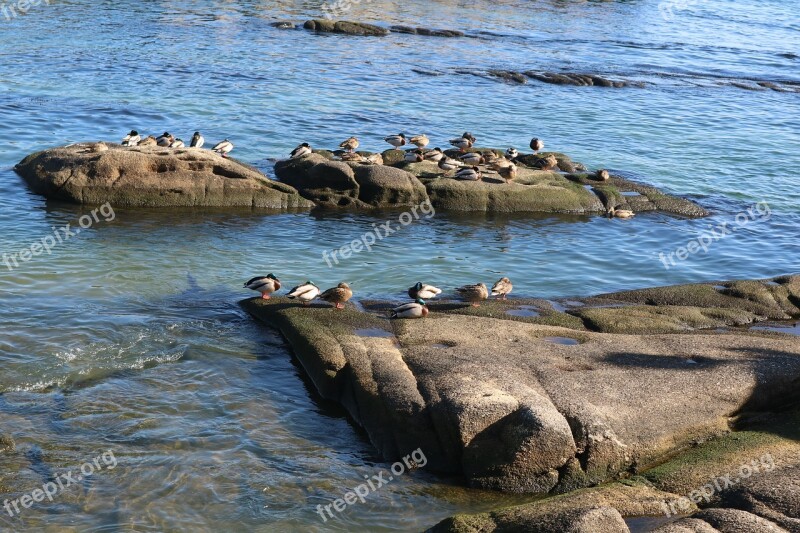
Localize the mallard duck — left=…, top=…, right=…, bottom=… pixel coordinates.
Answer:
left=404, top=149, right=424, bottom=163
left=213, top=139, right=234, bottom=157
left=156, top=132, right=174, bottom=147
left=505, top=147, right=519, bottom=160
left=340, top=151, right=363, bottom=161
left=384, top=133, right=407, bottom=149
left=455, top=166, right=482, bottom=181
left=391, top=299, right=429, bottom=319
left=596, top=169, right=610, bottom=181
left=608, top=206, right=635, bottom=219
left=534, top=154, right=558, bottom=171
left=286, top=281, right=320, bottom=305
left=86, top=142, right=108, bottom=153
left=244, top=273, right=281, bottom=299
left=138, top=135, right=157, bottom=147
left=169, top=138, right=185, bottom=149
left=462, top=132, right=477, bottom=143
left=449, top=137, right=473, bottom=152
left=491, top=277, right=513, bottom=299
left=190, top=132, right=205, bottom=148
left=530, top=138, right=544, bottom=153
left=121, top=130, right=140, bottom=146
left=497, top=163, right=517, bottom=183
left=408, top=282, right=442, bottom=300
left=456, top=283, right=488, bottom=307
left=459, top=152, right=485, bottom=165
left=483, top=151, right=501, bottom=165
left=423, top=147, right=444, bottom=162
left=339, top=137, right=359, bottom=153
left=409, top=134, right=429, bottom=149
left=290, top=142, right=312, bottom=159
left=438, top=156, right=463, bottom=174
left=319, top=282, right=352, bottom=309
left=364, top=153, right=384, bottom=165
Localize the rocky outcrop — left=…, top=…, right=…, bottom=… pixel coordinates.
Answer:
left=15, top=144, right=313, bottom=209
left=390, top=25, right=465, bottom=38
left=303, top=19, right=388, bottom=36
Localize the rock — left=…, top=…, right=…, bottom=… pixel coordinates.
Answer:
left=270, top=21, right=296, bottom=29
left=304, top=19, right=388, bottom=36
left=571, top=305, right=761, bottom=334
left=717, top=464, right=800, bottom=530
left=15, top=144, right=313, bottom=208
left=515, top=151, right=583, bottom=173
left=380, top=149, right=407, bottom=166
left=652, top=509, right=789, bottom=532
left=389, top=25, right=465, bottom=37
left=242, top=275, right=800, bottom=495
left=524, top=71, right=634, bottom=88
left=350, top=164, right=429, bottom=206
left=487, top=70, right=528, bottom=84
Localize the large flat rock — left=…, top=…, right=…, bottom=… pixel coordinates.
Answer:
left=15, top=143, right=314, bottom=208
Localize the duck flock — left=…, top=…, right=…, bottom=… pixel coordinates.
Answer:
left=243, top=276, right=514, bottom=319
left=120, top=130, right=234, bottom=157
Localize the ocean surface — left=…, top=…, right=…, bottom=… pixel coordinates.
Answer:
left=0, top=0, right=798, bottom=530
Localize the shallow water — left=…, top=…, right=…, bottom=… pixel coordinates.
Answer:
left=1, top=0, right=799, bottom=530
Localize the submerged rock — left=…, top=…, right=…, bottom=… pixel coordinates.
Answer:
left=524, top=71, right=638, bottom=88
left=15, top=144, right=313, bottom=208
left=303, top=19, right=389, bottom=36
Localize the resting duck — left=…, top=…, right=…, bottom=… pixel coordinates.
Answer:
left=505, top=147, right=519, bottom=160
left=608, top=206, right=635, bottom=219
left=456, top=283, right=489, bottom=307
left=596, top=169, right=610, bottom=181
left=384, top=133, right=407, bottom=149
left=156, top=132, right=174, bottom=147
left=286, top=281, right=320, bottom=305
left=364, top=153, right=384, bottom=165
left=390, top=299, right=429, bottom=319
left=455, top=166, right=482, bottom=181
left=121, top=130, right=140, bottom=146
left=449, top=136, right=473, bottom=152
left=340, top=137, right=359, bottom=153
left=462, top=132, right=477, bottom=143
left=530, top=137, right=544, bottom=153
left=319, top=282, right=352, bottom=309
left=213, top=139, right=234, bottom=157
left=404, top=149, right=424, bottom=163
left=190, top=132, right=205, bottom=148
left=86, top=142, right=108, bottom=153
left=423, top=147, right=444, bottom=162
left=290, top=142, right=312, bottom=158
left=459, top=152, right=485, bottom=165
left=138, top=135, right=157, bottom=147
left=409, top=134, right=429, bottom=149
left=244, top=274, right=281, bottom=299
left=408, top=282, right=442, bottom=300
left=491, top=277, right=513, bottom=299
left=340, top=151, right=363, bottom=161
left=169, top=138, right=185, bottom=149
left=438, top=156, right=462, bottom=174
left=534, top=154, right=558, bottom=171
left=497, top=163, right=517, bottom=183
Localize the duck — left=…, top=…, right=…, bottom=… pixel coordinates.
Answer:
left=491, top=277, right=513, bottom=300
left=438, top=156, right=463, bottom=174
left=455, top=166, right=482, bottom=181
left=244, top=273, right=281, bottom=299
left=505, top=147, right=519, bottom=160
left=86, top=142, right=108, bottom=153
left=534, top=154, right=558, bottom=171
left=156, top=132, right=174, bottom=147
left=121, top=130, right=140, bottom=146
left=190, top=132, right=205, bottom=148
left=384, top=133, right=407, bottom=149
left=530, top=137, right=544, bottom=153
left=404, top=149, right=424, bottom=163
left=213, top=139, right=234, bottom=157
left=408, top=282, right=442, bottom=300
left=390, top=299, right=429, bottom=319
left=340, top=151, right=363, bottom=161
left=286, top=281, right=320, bottom=305
left=423, top=147, right=444, bottom=162
left=462, top=132, right=477, bottom=144
left=364, top=153, right=384, bottom=165
left=596, top=169, right=610, bottom=181
left=169, top=138, right=185, bottom=149
left=449, top=136, right=473, bottom=152
left=459, top=152, right=485, bottom=165
left=608, top=206, right=635, bottom=219
left=456, top=283, right=489, bottom=307
left=319, top=282, right=353, bottom=309
left=138, top=135, right=157, bottom=147
left=497, top=163, right=518, bottom=183
left=339, top=137, right=359, bottom=153
left=483, top=151, right=501, bottom=165
left=409, top=134, right=430, bottom=149
left=290, top=142, right=312, bottom=159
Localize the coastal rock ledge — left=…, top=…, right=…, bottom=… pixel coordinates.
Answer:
left=15, top=144, right=314, bottom=208
left=241, top=275, right=800, bottom=506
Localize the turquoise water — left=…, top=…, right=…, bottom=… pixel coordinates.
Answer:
left=1, top=1, right=799, bottom=530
